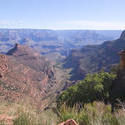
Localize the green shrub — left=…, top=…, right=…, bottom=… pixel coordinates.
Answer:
left=57, top=72, right=116, bottom=107
left=59, top=104, right=79, bottom=122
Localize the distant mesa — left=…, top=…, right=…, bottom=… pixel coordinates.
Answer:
left=7, top=43, right=30, bottom=55
left=7, top=43, right=39, bottom=57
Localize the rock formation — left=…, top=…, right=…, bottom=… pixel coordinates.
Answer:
left=64, top=30, right=125, bottom=80
left=119, top=50, right=125, bottom=69
left=0, top=44, right=57, bottom=109
left=0, top=55, right=8, bottom=78
left=58, top=119, right=78, bottom=125
left=110, top=49, right=125, bottom=107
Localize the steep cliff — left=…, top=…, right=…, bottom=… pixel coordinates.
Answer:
left=64, top=30, right=125, bottom=80
left=0, top=44, right=56, bottom=108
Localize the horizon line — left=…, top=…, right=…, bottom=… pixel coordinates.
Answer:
left=0, top=27, right=123, bottom=31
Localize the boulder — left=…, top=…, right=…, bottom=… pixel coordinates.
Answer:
left=58, top=119, right=78, bottom=125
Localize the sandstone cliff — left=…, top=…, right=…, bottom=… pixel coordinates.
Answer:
left=0, top=44, right=56, bottom=108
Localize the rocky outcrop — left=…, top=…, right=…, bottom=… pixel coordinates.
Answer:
left=111, top=69, right=125, bottom=104
left=58, top=119, right=78, bottom=125
left=0, top=55, right=8, bottom=78
left=0, top=44, right=57, bottom=108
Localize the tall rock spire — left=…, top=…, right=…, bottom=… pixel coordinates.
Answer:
left=119, top=50, right=125, bottom=69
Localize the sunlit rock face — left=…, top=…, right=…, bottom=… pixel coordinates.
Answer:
left=0, top=55, right=8, bottom=78
left=58, top=119, right=78, bottom=125
left=0, top=44, right=57, bottom=108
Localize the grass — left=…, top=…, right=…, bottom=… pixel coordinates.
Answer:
left=13, top=108, right=59, bottom=125
left=58, top=101, right=125, bottom=125
left=0, top=100, right=125, bottom=125
left=0, top=101, right=59, bottom=125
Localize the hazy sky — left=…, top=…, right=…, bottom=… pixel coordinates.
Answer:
left=0, top=0, right=125, bottom=30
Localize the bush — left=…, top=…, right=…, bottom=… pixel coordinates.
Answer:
left=57, top=72, right=116, bottom=107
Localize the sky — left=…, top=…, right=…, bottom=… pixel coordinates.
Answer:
left=0, top=0, right=125, bottom=30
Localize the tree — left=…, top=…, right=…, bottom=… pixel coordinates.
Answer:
left=57, top=72, right=116, bottom=107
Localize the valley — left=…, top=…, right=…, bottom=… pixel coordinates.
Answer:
left=0, top=29, right=121, bottom=63
left=0, top=29, right=124, bottom=107
left=0, top=29, right=125, bottom=125
left=1, top=0, right=125, bottom=124
left=64, top=30, right=125, bottom=80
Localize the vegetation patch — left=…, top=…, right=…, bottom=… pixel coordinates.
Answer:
left=57, top=72, right=116, bottom=107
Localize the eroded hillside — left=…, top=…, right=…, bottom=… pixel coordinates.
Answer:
left=0, top=44, right=58, bottom=109
left=64, top=30, right=125, bottom=80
